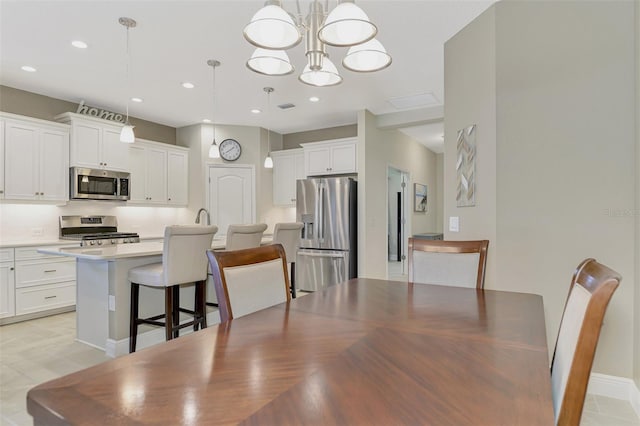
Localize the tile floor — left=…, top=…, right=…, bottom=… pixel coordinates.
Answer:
left=2, top=310, right=639, bottom=426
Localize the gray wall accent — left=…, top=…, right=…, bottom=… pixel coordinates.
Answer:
left=283, top=124, right=357, bottom=148
left=0, top=85, right=177, bottom=145
left=445, top=0, right=636, bottom=380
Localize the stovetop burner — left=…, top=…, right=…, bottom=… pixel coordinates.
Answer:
left=60, top=216, right=140, bottom=246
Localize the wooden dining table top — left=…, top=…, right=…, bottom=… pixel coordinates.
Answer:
left=27, top=278, right=555, bottom=425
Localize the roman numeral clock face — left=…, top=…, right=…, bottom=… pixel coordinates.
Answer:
left=219, top=138, right=242, bottom=161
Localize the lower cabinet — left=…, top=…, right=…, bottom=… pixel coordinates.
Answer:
left=0, top=245, right=77, bottom=323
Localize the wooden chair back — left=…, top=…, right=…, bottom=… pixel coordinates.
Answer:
left=207, top=244, right=291, bottom=323
left=408, top=238, right=489, bottom=289
left=551, top=258, right=621, bottom=426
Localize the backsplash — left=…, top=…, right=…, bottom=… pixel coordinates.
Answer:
left=0, top=202, right=191, bottom=242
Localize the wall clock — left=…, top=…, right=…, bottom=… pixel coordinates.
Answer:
left=219, top=138, right=242, bottom=161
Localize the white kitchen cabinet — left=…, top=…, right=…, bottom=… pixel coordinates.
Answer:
left=0, top=120, right=4, bottom=200
left=167, top=149, right=188, bottom=205
left=272, top=148, right=305, bottom=206
left=302, top=138, right=357, bottom=176
left=129, top=143, right=166, bottom=203
left=129, top=139, right=188, bottom=206
left=0, top=249, right=15, bottom=319
left=14, top=246, right=76, bottom=316
left=56, top=112, right=129, bottom=171
left=3, top=117, right=69, bottom=202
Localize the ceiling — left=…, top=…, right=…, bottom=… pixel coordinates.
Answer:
left=0, top=1, right=494, bottom=151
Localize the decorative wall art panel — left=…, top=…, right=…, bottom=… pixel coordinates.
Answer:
left=456, top=124, right=476, bottom=207
left=414, top=183, right=427, bottom=213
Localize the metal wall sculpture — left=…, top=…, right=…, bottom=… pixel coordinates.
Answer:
left=456, top=124, right=476, bottom=207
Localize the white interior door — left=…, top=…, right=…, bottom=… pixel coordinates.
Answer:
left=207, top=165, right=255, bottom=236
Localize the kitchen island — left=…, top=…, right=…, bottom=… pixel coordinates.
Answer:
left=38, top=237, right=271, bottom=357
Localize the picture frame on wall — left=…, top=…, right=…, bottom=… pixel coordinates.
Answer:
left=414, top=183, right=427, bottom=212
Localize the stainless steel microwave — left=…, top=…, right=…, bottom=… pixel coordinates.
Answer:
left=70, top=167, right=130, bottom=201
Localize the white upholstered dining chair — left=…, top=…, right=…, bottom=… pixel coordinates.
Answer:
left=225, top=223, right=268, bottom=251
left=408, top=238, right=489, bottom=289
left=551, top=258, right=621, bottom=426
left=272, top=222, right=303, bottom=298
left=206, top=244, right=291, bottom=323
left=128, top=225, right=217, bottom=352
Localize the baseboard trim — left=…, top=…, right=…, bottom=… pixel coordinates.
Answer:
left=105, top=311, right=221, bottom=358
left=588, top=373, right=640, bottom=418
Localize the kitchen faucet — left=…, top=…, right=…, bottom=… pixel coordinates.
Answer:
left=195, top=208, right=211, bottom=226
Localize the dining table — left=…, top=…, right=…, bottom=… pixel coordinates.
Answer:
left=27, top=278, right=555, bottom=425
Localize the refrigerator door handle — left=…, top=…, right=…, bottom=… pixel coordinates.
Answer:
left=319, top=184, right=325, bottom=241
left=298, top=251, right=345, bottom=258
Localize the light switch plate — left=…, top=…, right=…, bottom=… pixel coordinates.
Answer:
left=108, top=295, right=116, bottom=311
left=449, top=216, right=460, bottom=232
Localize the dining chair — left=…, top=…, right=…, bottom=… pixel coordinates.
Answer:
left=408, top=238, right=489, bottom=289
left=128, top=225, right=217, bottom=353
left=207, top=244, right=291, bottom=323
left=272, top=222, right=303, bottom=298
left=551, top=258, right=621, bottom=426
left=225, top=223, right=268, bottom=251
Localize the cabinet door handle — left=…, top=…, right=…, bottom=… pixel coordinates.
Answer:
left=44, top=269, right=57, bottom=273
left=44, top=295, right=57, bottom=299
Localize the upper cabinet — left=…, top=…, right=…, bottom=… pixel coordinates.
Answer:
left=272, top=148, right=305, bottom=206
left=302, top=138, right=357, bottom=176
left=1, top=113, right=70, bottom=202
left=56, top=112, right=129, bottom=171
left=128, top=139, right=188, bottom=206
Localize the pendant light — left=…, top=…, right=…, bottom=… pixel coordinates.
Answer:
left=263, top=87, right=274, bottom=169
left=119, top=17, right=136, bottom=143
left=243, top=0, right=301, bottom=50
left=207, top=59, right=221, bottom=159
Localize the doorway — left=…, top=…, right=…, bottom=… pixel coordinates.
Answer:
left=207, top=164, right=255, bottom=236
left=387, top=166, right=409, bottom=279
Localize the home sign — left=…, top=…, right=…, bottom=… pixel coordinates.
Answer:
left=76, top=100, right=125, bottom=123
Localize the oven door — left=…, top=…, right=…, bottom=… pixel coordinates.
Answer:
left=70, top=167, right=130, bottom=201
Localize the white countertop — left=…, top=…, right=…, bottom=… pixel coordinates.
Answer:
left=37, top=236, right=273, bottom=260
left=0, top=239, right=78, bottom=249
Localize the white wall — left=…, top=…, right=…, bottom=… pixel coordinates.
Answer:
left=634, top=0, right=640, bottom=390
left=445, top=0, right=637, bottom=379
left=358, top=110, right=439, bottom=279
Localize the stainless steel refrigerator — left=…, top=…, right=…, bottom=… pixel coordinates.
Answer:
left=296, top=177, right=357, bottom=292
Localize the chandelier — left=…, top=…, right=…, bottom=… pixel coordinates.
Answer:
left=244, top=0, right=391, bottom=87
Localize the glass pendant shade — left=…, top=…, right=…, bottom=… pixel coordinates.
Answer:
left=247, top=48, right=294, bottom=76
left=209, top=140, right=220, bottom=159
left=120, top=123, right=135, bottom=143
left=264, top=155, right=273, bottom=168
left=243, top=4, right=301, bottom=50
left=299, top=57, right=342, bottom=87
left=317, top=2, right=377, bottom=47
left=342, top=38, right=392, bottom=72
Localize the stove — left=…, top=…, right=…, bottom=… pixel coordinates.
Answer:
left=60, top=215, right=140, bottom=247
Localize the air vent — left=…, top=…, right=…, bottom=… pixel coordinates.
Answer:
left=278, top=103, right=295, bottom=110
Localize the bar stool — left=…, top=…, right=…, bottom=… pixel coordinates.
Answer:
left=224, top=223, right=268, bottom=251
left=128, top=225, right=217, bottom=353
left=272, top=222, right=303, bottom=298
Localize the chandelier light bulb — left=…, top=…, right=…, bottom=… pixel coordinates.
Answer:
left=318, top=2, right=377, bottom=47
left=342, top=38, right=392, bottom=72
left=299, top=57, right=342, bottom=87
left=246, top=48, right=294, bottom=76
left=243, top=4, right=301, bottom=50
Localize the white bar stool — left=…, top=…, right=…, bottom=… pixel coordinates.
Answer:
left=225, top=223, right=268, bottom=251
left=128, top=225, right=217, bottom=353
left=272, top=222, right=303, bottom=298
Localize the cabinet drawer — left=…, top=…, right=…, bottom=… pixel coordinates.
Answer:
left=16, top=281, right=75, bottom=315
left=0, top=248, right=14, bottom=262
left=15, top=259, right=75, bottom=288
left=15, top=245, right=76, bottom=261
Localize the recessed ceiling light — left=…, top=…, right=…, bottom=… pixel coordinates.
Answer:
left=202, top=119, right=212, bottom=123
left=21, top=65, right=36, bottom=72
left=71, top=40, right=88, bottom=49
left=309, top=96, right=320, bottom=102
left=131, top=97, right=143, bottom=103
left=251, top=108, right=261, bottom=114
left=182, top=82, right=195, bottom=89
